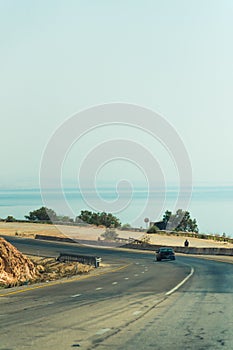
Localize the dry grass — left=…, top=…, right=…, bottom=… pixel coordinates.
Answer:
left=1, top=222, right=233, bottom=248
left=0, top=222, right=142, bottom=241
left=30, top=257, right=94, bottom=282
left=0, top=222, right=65, bottom=238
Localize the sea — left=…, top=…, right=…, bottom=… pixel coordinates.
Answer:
left=0, top=186, right=232, bottom=237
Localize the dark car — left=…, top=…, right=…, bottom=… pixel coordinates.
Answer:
left=155, top=247, right=176, bottom=261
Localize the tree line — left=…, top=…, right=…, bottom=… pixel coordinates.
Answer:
left=2, top=206, right=199, bottom=232
left=24, top=207, right=121, bottom=228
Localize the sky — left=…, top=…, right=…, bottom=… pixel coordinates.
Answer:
left=1, top=0, right=233, bottom=190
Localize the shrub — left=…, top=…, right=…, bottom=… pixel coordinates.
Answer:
left=121, top=223, right=131, bottom=230
left=101, top=228, right=119, bottom=241
left=5, top=216, right=16, bottom=222
left=147, top=225, right=159, bottom=233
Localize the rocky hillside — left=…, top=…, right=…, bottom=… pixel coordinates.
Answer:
left=0, top=237, right=40, bottom=286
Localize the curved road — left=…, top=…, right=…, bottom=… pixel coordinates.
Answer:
left=0, top=236, right=233, bottom=349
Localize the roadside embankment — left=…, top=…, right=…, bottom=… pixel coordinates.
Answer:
left=0, top=237, right=94, bottom=288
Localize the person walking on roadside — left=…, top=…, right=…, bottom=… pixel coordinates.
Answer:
left=184, top=239, right=189, bottom=247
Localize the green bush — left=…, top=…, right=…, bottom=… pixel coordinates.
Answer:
left=77, top=210, right=121, bottom=228
left=147, top=225, right=159, bottom=233
left=5, top=216, right=16, bottom=222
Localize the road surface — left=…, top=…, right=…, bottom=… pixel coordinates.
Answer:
left=0, top=236, right=232, bottom=349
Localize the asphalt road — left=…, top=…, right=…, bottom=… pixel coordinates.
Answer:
left=0, top=236, right=233, bottom=349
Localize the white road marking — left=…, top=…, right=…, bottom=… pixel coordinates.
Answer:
left=96, top=328, right=111, bottom=335
left=112, top=282, right=118, bottom=285
left=124, top=277, right=129, bottom=280
left=133, top=311, right=142, bottom=316
left=96, top=287, right=103, bottom=290
left=166, top=267, right=194, bottom=296
left=71, top=294, right=82, bottom=298
left=141, top=271, right=145, bottom=274
left=134, top=274, right=139, bottom=277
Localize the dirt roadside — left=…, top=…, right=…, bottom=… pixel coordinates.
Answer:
left=0, top=237, right=95, bottom=288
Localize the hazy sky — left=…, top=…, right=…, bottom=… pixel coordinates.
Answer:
left=1, top=1, right=233, bottom=188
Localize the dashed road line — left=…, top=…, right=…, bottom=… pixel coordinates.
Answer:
left=112, top=282, right=118, bottom=285
left=0, top=263, right=131, bottom=298
left=133, top=311, right=142, bottom=316
left=96, top=287, right=103, bottom=291
left=96, top=328, right=111, bottom=335
left=71, top=294, right=82, bottom=298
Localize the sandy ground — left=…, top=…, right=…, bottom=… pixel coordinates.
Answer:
left=0, top=222, right=233, bottom=248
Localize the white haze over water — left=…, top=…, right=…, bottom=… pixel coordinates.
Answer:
left=1, top=2, right=233, bottom=242
left=0, top=186, right=232, bottom=237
